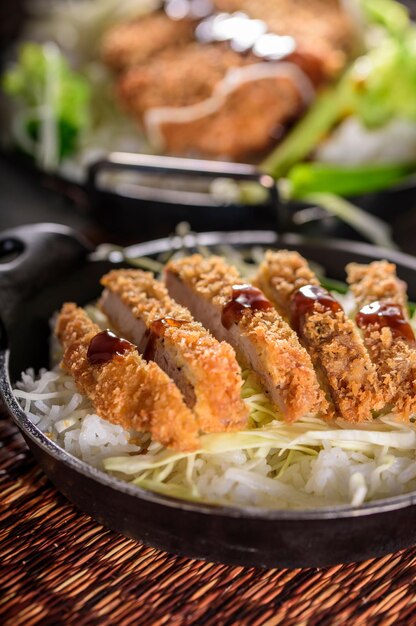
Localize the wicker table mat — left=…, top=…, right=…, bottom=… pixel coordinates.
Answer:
left=1, top=419, right=416, bottom=626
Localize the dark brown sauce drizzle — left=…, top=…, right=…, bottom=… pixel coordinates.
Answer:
left=290, top=284, right=342, bottom=334
left=356, top=301, right=415, bottom=342
left=222, top=284, right=273, bottom=329
left=87, top=330, right=133, bottom=365
left=143, top=317, right=188, bottom=361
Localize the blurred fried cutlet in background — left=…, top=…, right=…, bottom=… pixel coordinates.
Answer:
left=101, top=0, right=356, bottom=160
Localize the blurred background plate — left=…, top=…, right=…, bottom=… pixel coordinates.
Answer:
left=0, top=0, right=416, bottom=249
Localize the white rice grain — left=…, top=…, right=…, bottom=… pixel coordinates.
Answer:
left=14, top=365, right=416, bottom=510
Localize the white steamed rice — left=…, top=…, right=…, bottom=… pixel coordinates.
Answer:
left=14, top=361, right=416, bottom=510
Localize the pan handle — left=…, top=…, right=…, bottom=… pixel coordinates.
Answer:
left=87, top=151, right=279, bottom=212
left=0, top=223, right=92, bottom=333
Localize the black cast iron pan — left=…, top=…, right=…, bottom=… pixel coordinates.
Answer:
left=1, top=223, right=416, bottom=569
left=85, top=151, right=416, bottom=244
left=4, top=149, right=416, bottom=247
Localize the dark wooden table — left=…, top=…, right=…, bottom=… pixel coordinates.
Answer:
left=1, top=418, right=416, bottom=626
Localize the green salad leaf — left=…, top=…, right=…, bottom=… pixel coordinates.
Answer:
left=355, top=32, right=416, bottom=129
left=359, top=0, right=409, bottom=35
left=287, top=161, right=416, bottom=198
left=262, top=0, right=416, bottom=181
left=2, top=42, right=91, bottom=170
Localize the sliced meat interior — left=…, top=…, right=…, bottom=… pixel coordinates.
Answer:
left=100, top=269, right=248, bottom=434
left=55, top=303, right=199, bottom=451
left=165, top=254, right=324, bottom=421
left=255, top=250, right=383, bottom=421
left=347, top=261, right=416, bottom=418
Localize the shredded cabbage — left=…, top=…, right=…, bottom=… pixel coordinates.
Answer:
left=263, top=0, right=416, bottom=183
left=103, top=370, right=416, bottom=508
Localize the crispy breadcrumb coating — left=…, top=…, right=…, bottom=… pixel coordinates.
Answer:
left=55, top=303, right=199, bottom=451
left=100, top=270, right=248, bottom=433
left=165, top=254, right=324, bottom=421
left=346, top=261, right=408, bottom=310
left=101, top=12, right=195, bottom=71
left=152, top=69, right=304, bottom=159
left=255, top=251, right=383, bottom=421
left=213, top=0, right=356, bottom=75
left=347, top=261, right=416, bottom=418
left=116, top=43, right=248, bottom=116
left=254, top=249, right=320, bottom=319
left=113, top=43, right=318, bottom=159
left=101, top=0, right=354, bottom=159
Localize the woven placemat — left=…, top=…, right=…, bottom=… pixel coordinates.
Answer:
left=1, top=418, right=416, bottom=626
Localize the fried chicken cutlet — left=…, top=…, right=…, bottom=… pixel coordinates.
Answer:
left=102, top=12, right=195, bottom=71
left=100, top=269, right=248, bottom=433
left=213, top=0, right=355, bottom=75
left=55, top=303, right=199, bottom=451
left=114, top=43, right=323, bottom=159
left=102, top=1, right=356, bottom=159
left=255, top=250, right=383, bottom=421
left=141, top=58, right=310, bottom=158
left=117, top=42, right=248, bottom=117
left=165, top=254, right=324, bottom=421
left=347, top=261, right=416, bottom=418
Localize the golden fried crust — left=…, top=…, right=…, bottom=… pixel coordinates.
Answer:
left=101, top=12, right=195, bottom=71
left=100, top=270, right=248, bottom=433
left=55, top=303, right=199, bottom=451
left=213, top=0, right=356, bottom=75
left=238, top=307, right=327, bottom=421
left=165, top=255, right=324, bottom=421
left=165, top=255, right=241, bottom=308
left=102, top=269, right=189, bottom=323
left=255, top=250, right=319, bottom=318
left=115, top=43, right=315, bottom=159
left=346, top=262, right=416, bottom=418
left=346, top=261, right=408, bottom=311
left=255, top=250, right=383, bottom=421
left=116, top=43, right=248, bottom=116
left=301, top=307, right=382, bottom=421
left=102, top=1, right=354, bottom=160
left=156, top=72, right=303, bottom=159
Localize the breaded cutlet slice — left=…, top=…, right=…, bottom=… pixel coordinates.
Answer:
left=254, top=249, right=320, bottom=319
left=102, top=0, right=354, bottom=160
left=101, top=12, right=195, bottom=72
left=213, top=0, right=356, bottom=75
left=100, top=270, right=248, bottom=433
left=347, top=261, right=416, bottom=418
left=347, top=261, right=408, bottom=310
left=117, top=43, right=248, bottom=117
left=55, top=303, right=199, bottom=451
left=115, top=42, right=319, bottom=159
left=145, top=63, right=306, bottom=159
left=165, top=255, right=324, bottom=422
left=255, top=250, right=383, bottom=422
